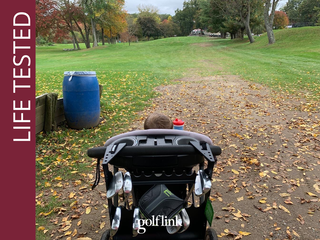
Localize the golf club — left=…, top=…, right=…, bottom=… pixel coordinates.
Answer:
left=107, top=171, right=123, bottom=199
left=123, top=171, right=133, bottom=209
left=110, top=206, right=121, bottom=237
left=166, top=214, right=182, bottom=234
left=178, top=208, right=190, bottom=233
left=132, top=207, right=140, bottom=237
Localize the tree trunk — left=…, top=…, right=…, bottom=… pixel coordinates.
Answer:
left=74, top=18, right=91, bottom=48
left=71, top=31, right=80, bottom=50
left=244, top=4, right=254, bottom=43
left=101, top=28, right=105, bottom=45
left=263, top=0, right=279, bottom=44
left=91, top=18, right=98, bottom=47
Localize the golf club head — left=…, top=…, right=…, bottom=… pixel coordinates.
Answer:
left=123, top=172, right=132, bottom=194
left=166, top=214, right=182, bottom=234
left=115, top=171, right=124, bottom=194
left=178, top=208, right=190, bottom=233
left=106, top=174, right=117, bottom=199
left=132, top=207, right=140, bottom=237
left=200, top=170, right=212, bottom=194
left=194, top=172, right=203, bottom=197
left=110, top=207, right=122, bottom=237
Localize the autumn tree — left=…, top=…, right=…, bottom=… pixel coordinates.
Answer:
left=98, top=0, right=127, bottom=44
left=36, top=0, right=68, bottom=42
left=125, top=14, right=140, bottom=45
left=80, top=0, right=107, bottom=47
left=273, top=11, right=289, bottom=29
left=57, top=0, right=83, bottom=49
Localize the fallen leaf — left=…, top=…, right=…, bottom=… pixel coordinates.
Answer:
left=284, top=198, right=293, bottom=205
left=237, top=196, right=244, bottom=201
left=279, top=193, right=291, bottom=197
left=306, top=192, right=317, bottom=197
left=292, top=230, right=300, bottom=238
left=37, top=226, right=45, bottom=231
left=232, top=210, right=243, bottom=218
left=72, top=228, right=77, bottom=237
left=100, top=222, right=106, bottom=229
left=279, top=205, right=291, bottom=215
left=263, top=207, right=273, bottom=212
left=69, top=192, right=76, bottom=199
left=86, top=207, right=91, bottom=214
left=239, top=231, right=251, bottom=236
left=259, top=198, right=267, bottom=204
left=313, top=183, right=320, bottom=193
left=297, top=215, right=305, bottom=225
left=232, top=169, right=239, bottom=175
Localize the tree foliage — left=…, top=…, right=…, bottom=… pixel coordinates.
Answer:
left=282, top=0, right=320, bottom=25
left=274, top=11, right=289, bottom=29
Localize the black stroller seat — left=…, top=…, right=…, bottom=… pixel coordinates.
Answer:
left=87, top=130, right=221, bottom=240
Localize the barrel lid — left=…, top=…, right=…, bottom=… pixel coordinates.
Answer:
left=64, top=71, right=96, bottom=76
left=173, top=118, right=184, bottom=125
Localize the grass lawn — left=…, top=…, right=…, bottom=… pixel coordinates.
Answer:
left=35, top=26, right=320, bottom=239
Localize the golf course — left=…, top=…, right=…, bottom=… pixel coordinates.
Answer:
left=36, top=27, right=320, bottom=240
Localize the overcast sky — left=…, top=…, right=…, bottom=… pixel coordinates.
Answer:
left=124, top=0, right=288, bottom=16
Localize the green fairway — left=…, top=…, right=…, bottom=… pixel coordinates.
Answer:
left=36, top=27, right=320, bottom=100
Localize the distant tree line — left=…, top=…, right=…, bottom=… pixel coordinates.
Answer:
left=281, top=0, right=320, bottom=27
left=173, top=0, right=319, bottom=44
left=36, top=0, right=320, bottom=48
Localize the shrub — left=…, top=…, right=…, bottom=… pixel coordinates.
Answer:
left=274, top=11, right=290, bottom=29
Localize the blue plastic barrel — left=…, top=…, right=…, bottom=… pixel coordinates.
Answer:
left=63, top=71, right=100, bottom=129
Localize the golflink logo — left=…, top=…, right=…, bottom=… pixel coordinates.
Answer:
left=136, top=215, right=182, bottom=234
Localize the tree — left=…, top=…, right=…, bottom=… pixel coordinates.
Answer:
left=57, top=0, right=83, bottom=50
left=137, top=15, right=161, bottom=40
left=281, top=0, right=303, bottom=23
left=273, top=10, right=289, bottom=28
left=174, top=0, right=201, bottom=36
left=81, top=0, right=107, bottom=47
left=98, top=0, right=127, bottom=44
left=36, top=0, right=66, bottom=42
left=298, top=0, right=320, bottom=25
left=263, top=0, right=280, bottom=44
left=125, top=15, right=139, bottom=45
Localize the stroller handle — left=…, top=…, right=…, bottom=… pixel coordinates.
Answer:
left=87, top=145, right=221, bottom=159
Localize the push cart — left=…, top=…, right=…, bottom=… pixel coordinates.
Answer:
left=87, top=129, right=221, bottom=240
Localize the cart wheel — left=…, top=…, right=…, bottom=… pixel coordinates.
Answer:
left=100, top=229, right=111, bottom=240
left=205, top=228, right=218, bottom=240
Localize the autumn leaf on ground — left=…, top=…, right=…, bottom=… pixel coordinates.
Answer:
left=314, top=183, right=320, bottom=193
left=279, top=205, right=291, bottom=215
left=232, top=210, right=243, bottom=218
left=86, top=207, right=91, bottom=214
left=232, top=169, right=239, bottom=175
left=100, top=221, right=106, bottom=229
left=306, top=192, right=318, bottom=197
left=297, top=215, right=305, bottom=225
left=69, top=192, right=76, bottom=199
left=259, top=197, right=267, bottom=204
left=284, top=198, right=293, bottom=205
left=239, top=231, right=251, bottom=236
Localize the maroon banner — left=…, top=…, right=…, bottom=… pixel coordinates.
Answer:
left=1, top=0, right=35, bottom=239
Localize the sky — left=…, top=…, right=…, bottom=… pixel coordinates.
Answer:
left=124, top=0, right=288, bottom=16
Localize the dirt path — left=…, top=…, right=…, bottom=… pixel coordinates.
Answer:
left=131, top=75, right=320, bottom=240
left=49, top=75, right=320, bottom=240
